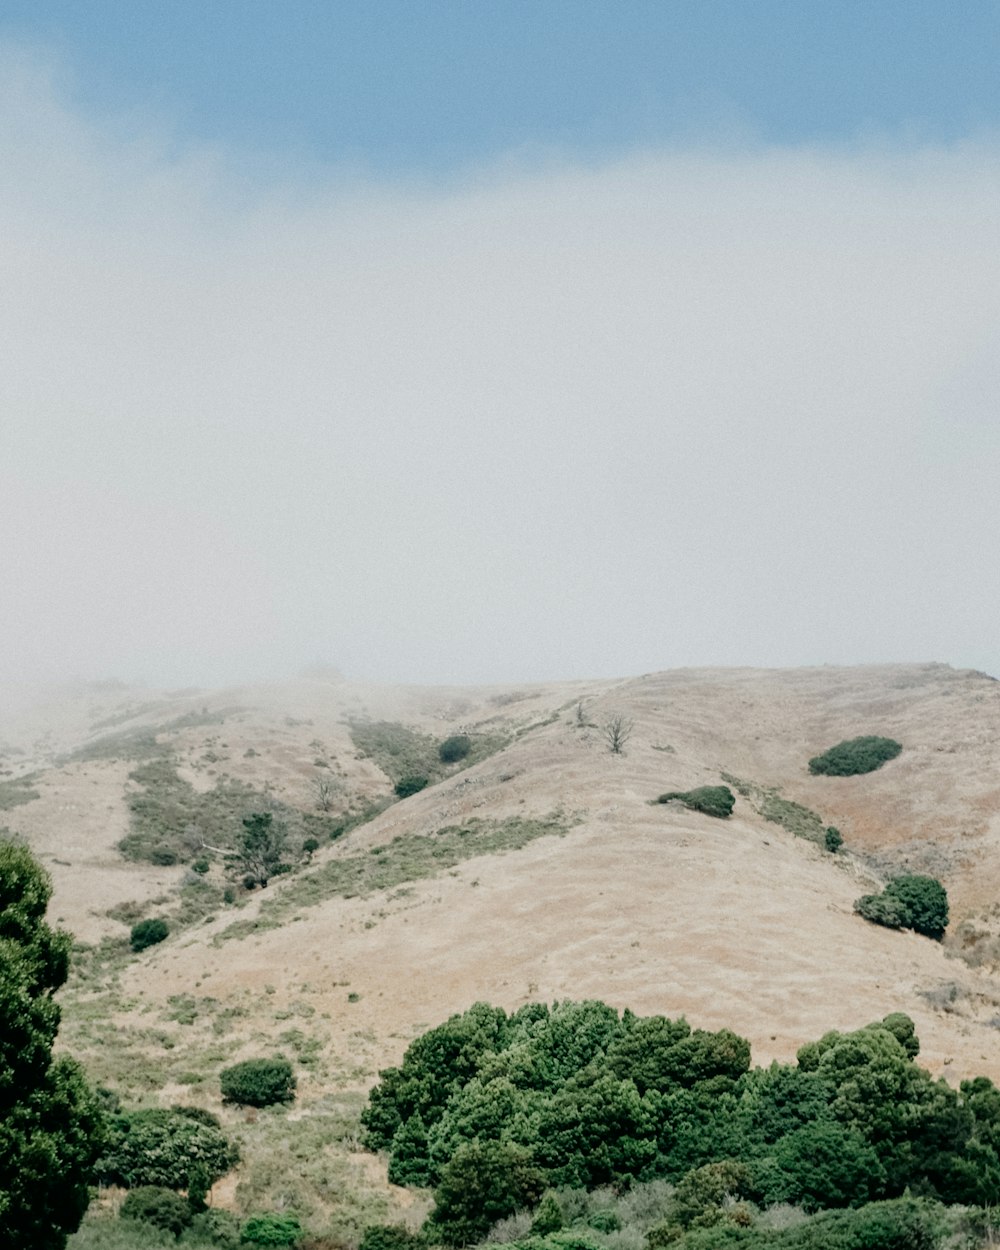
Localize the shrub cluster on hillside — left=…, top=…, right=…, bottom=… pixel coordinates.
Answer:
left=854, top=874, right=949, bottom=940
left=807, top=737, right=902, bottom=776
left=95, top=1106, right=239, bottom=1190
left=655, top=786, right=735, bottom=818
left=362, top=1000, right=1000, bottom=1248
left=220, top=1057, right=296, bottom=1107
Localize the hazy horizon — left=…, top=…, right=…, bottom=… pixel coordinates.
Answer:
left=3, top=11, right=999, bottom=690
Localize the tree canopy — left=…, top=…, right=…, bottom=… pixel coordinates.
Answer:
left=0, top=839, right=104, bottom=1250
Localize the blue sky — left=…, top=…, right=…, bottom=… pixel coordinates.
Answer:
left=2, top=6, right=1000, bottom=687
left=4, top=2, right=1000, bottom=174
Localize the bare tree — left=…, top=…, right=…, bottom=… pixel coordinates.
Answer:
left=311, top=773, right=339, bottom=811
left=602, top=712, right=634, bottom=755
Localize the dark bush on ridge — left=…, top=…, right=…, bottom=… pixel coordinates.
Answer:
left=438, top=735, right=472, bottom=764
left=807, top=737, right=902, bottom=776
left=656, top=786, right=735, bottom=818
left=129, top=917, right=169, bottom=952
left=395, top=775, right=429, bottom=798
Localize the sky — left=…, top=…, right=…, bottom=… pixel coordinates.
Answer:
left=2, top=3, right=1000, bottom=688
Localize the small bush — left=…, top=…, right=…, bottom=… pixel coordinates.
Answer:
left=855, top=874, right=949, bottom=941
left=824, top=826, right=843, bottom=853
left=656, top=786, right=735, bottom=818
left=130, top=918, right=169, bottom=952
left=359, top=1225, right=426, bottom=1250
left=302, top=837, right=320, bottom=855
left=120, top=1186, right=193, bottom=1236
left=149, top=847, right=179, bottom=866
left=395, top=775, right=429, bottom=798
left=240, top=1213, right=303, bottom=1246
left=439, top=735, right=472, bottom=764
left=807, top=736, right=902, bottom=776
left=192, top=858, right=210, bottom=874
left=221, top=1058, right=296, bottom=1107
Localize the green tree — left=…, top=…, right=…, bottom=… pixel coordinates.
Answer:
left=231, top=813, right=286, bottom=888
left=220, top=1058, right=296, bottom=1108
left=0, top=839, right=104, bottom=1250
left=854, top=876, right=948, bottom=941
left=428, top=1140, right=545, bottom=1246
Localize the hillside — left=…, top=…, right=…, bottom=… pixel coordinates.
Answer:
left=3, top=661, right=1000, bottom=1237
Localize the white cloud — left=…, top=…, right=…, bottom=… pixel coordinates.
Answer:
left=2, top=44, right=999, bottom=686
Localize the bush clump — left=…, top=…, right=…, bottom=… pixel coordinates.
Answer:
left=824, top=826, right=843, bottom=853
left=96, top=1107, right=239, bottom=1189
left=129, top=917, right=170, bottom=952
left=239, top=1213, right=303, bottom=1246
left=394, top=775, right=429, bottom=798
left=438, top=735, right=472, bottom=764
left=807, top=736, right=902, bottom=776
left=221, top=1058, right=296, bottom=1108
left=855, top=874, right=949, bottom=940
left=120, top=1185, right=193, bottom=1236
left=656, top=786, right=735, bottom=818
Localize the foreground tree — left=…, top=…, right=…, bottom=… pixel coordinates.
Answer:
left=0, top=839, right=104, bottom=1249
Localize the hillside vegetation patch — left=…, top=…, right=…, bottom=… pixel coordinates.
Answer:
left=217, top=814, right=572, bottom=941
left=807, top=736, right=902, bottom=776
left=656, top=786, right=735, bottom=818
left=721, top=774, right=827, bottom=845
left=350, top=720, right=508, bottom=790
left=854, top=875, right=949, bottom=941
left=0, top=773, right=41, bottom=810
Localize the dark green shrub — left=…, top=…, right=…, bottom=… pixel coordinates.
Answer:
left=438, top=735, right=472, bottom=764
left=807, top=737, right=902, bottom=776
left=428, top=1140, right=546, bottom=1246
left=359, top=1225, right=426, bottom=1250
left=221, top=1057, right=296, bottom=1107
left=824, top=826, right=843, bottom=853
left=120, top=1185, right=193, bottom=1236
left=149, top=847, right=178, bottom=866
left=656, top=786, right=735, bottom=819
left=395, top=775, right=429, bottom=798
left=240, top=1213, right=303, bottom=1246
left=192, top=858, right=210, bottom=874
left=855, top=875, right=948, bottom=941
left=302, top=837, right=320, bottom=855
left=96, top=1107, right=239, bottom=1189
left=130, top=918, right=169, bottom=952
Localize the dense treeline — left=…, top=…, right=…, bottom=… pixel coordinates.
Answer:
left=362, top=1001, right=1000, bottom=1247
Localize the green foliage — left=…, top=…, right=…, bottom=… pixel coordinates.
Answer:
left=120, top=757, right=336, bottom=870
left=230, top=814, right=287, bottom=889
left=370, top=1000, right=1000, bottom=1245
left=239, top=1214, right=303, bottom=1246
left=95, top=1107, right=239, bottom=1189
left=718, top=776, right=826, bottom=845
left=129, top=918, right=169, bottom=952
left=428, top=1140, right=546, bottom=1246
left=359, top=1226, right=426, bottom=1250
left=0, top=839, right=104, bottom=1250
left=394, top=776, right=429, bottom=798
left=119, top=1186, right=192, bottom=1237
left=854, top=875, right=949, bottom=941
left=656, top=787, right=735, bottom=819
left=220, top=1057, right=296, bottom=1108
left=823, top=827, right=843, bottom=854
left=439, top=735, right=472, bottom=764
left=807, top=737, right=902, bottom=777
